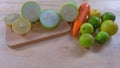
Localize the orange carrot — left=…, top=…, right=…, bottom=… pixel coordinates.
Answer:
left=71, top=3, right=90, bottom=37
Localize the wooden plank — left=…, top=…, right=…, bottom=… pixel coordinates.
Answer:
left=6, top=21, right=71, bottom=48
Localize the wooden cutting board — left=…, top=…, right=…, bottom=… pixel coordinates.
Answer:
left=6, top=21, right=71, bottom=48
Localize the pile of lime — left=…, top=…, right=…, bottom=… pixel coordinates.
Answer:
left=78, top=9, right=118, bottom=48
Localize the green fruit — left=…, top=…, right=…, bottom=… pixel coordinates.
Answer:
left=79, top=34, right=94, bottom=48
left=21, top=1, right=41, bottom=23
left=60, top=4, right=78, bottom=22
left=90, top=9, right=102, bottom=18
left=96, top=31, right=110, bottom=43
left=80, top=23, right=94, bottom=34
left=88, top=16, right=101, bottom=29
left=102, top=12, right=116, bottom=21
left=101, top=20, right=118, bottom=36
left=40, top=9, right=60, bottom=29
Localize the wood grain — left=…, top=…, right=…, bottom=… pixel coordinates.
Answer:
left=0, top=0, right=120, bottom=68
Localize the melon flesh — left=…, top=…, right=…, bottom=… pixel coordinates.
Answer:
left=22, top=1, right=41, bottom=23
left=60, top=0, right=78, bottom=22
left=39, top=10, right=60, bottom=29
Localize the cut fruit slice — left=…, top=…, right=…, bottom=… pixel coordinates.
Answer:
left=39, top=9, right=60, bottom=29
left=12, top=18, right=31, bottom=34
left=21, top=1, right=41, bottom=23
left=4, top=13, right=21, bottom=27
left=60, top=0, right=78, bottom=22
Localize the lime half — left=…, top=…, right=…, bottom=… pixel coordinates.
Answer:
left=12, top=18, right=31, bottom=34
left=4, top=13, right=21, bottom=27
left=60, top=4, right=78, bottom=22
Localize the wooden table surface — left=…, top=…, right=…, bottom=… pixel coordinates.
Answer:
left=0, top=0, right=120, bottom=68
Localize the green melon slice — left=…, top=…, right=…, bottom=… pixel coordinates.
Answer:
left=60, top=0, right=78, bottom=22
left=21, top=1, right=41, bottom=23
left=4, top=13, right=21, bottom=26
left=39, top=9, right=60, bottom=29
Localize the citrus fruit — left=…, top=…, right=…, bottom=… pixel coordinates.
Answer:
left=60, top=4, right=78, bottom=22
left=90, top=9, right=102, bottom=18
left=39, top=9, right=60, bottom=29
left=88, top=16, right=101, bottom=29
left=21, top=1, right=41, bottom=23
left=80, top=23, right=94, bottom=34
left=79, top=34, right=94, bottom=48
left=102, top=12, right=116, bottom=21
left=12, top=18, right=31, bottom=34
left=4, top=13, right=21, bottom=27
left=96, top=31, right=110, bottom=43
left=101, top=20, right=118, bottom=36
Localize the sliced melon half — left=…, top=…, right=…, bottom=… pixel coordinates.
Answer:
left=60, top=0, right=78, bottom=22
left=21, top=1, right=41, bottom=23
left=39, top=9, right=60, bottom=29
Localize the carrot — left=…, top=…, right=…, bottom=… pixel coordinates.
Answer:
left=71, top=3, right=90, bottom=37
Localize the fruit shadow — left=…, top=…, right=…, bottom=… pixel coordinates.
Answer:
left=90, top=38, right=112, bottom=53
left=62, top=34, right=89, bottom=58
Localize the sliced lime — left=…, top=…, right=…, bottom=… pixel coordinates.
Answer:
left=12, top=18, right=31, bottom=34
left=4, top=13, right=21, bottom=27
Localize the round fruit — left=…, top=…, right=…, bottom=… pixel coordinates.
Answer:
left=79, top=34, right=94, bottom=48
left=80, top=23, right=94, bottom=34
left=96, top=31, right=110, bottom=43
left=60, top=4, right=78, bottom=22
left=102, top=12, right=116, bottom=21
left=12, top=18, right=31, bottom=34
left=22, top=1, right=41, bottom=23
left=90, top=9, right=102, bottom=18
left=101, top=20, right=118, bottom=36
left=4, top=13, right=21, bottom=27
left=88, top=16, right=101, bottom=29
left=40, top=9, right=60, bottom=29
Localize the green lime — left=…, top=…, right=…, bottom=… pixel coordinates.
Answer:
left=102, top=12, right=116, bottom=21
left=80, top=23, right=94, bottom=34
left=88, top=16, right=101, bottom=29
left=78, top=34, right=94, bottom=48
left=101, top=20, right=118, bottom=36
left=96, top=31, right=110, bottom=43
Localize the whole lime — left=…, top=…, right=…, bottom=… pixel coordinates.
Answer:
left=96, top=31, right=110, bottom=43
left=78, top=34, right=94, bottom=48
left=102, top=12, right=116, bottom=21
left=101, top=20, right=118, bottom=36
left=80, top=23, right=94, bottom=34
left=88, top=16, right=101, bottom=29
left=90, top=9, right=102, bottom=18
